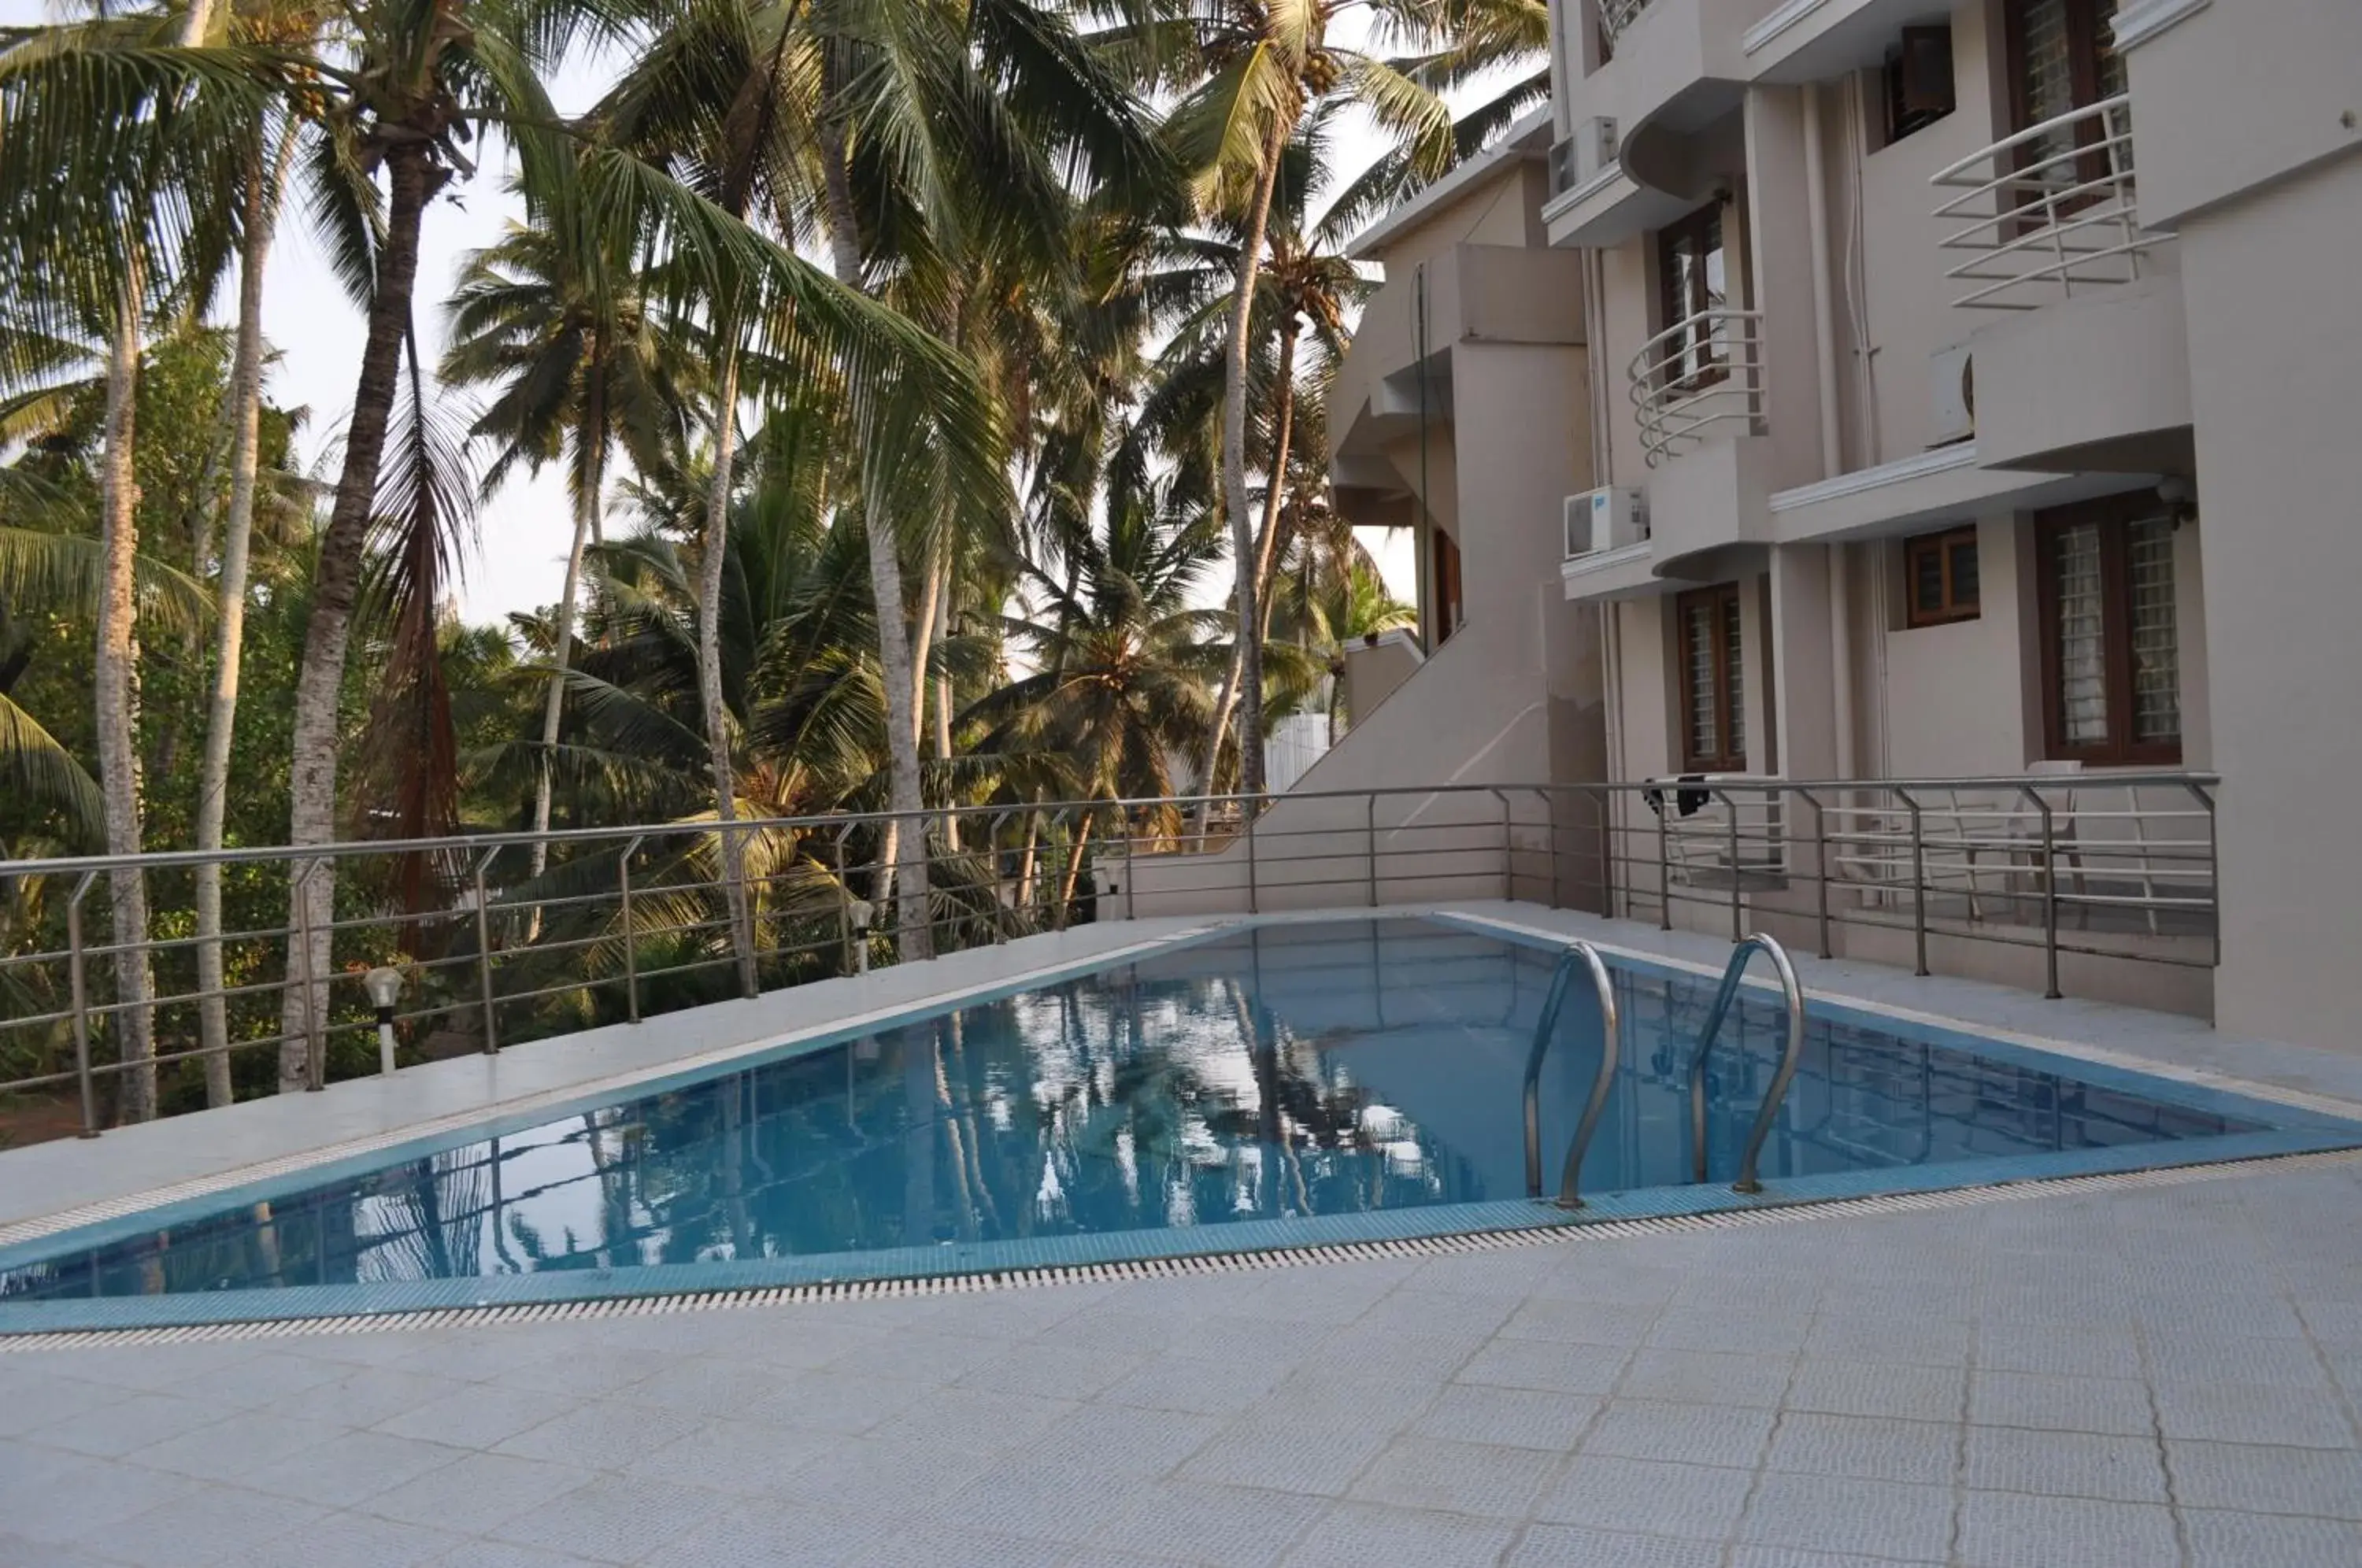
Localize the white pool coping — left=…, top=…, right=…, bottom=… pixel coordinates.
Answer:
left=8, top=901, right=2361, bottom=1252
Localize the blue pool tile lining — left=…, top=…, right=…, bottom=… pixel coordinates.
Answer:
left=7, top=908, right=2361, bottom=1334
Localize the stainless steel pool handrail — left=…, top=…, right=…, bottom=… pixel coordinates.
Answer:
left=1521, top=940, right=1622, bottom=1209
left=1685, top=934, right=1808, bottom=1195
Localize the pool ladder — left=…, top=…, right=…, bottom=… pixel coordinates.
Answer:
left=1523, top=933, right=1810, bottom=1205
left=1521, top=941, right=1620, bottom=1208
left=1685, top=934, right=1809, bottom=1194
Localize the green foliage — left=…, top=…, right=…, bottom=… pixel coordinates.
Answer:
left=0, top=0, right=1540, bottom=1131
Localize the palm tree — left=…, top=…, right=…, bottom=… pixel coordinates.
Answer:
left=965, top=466, right=1232, bottom=907
left=1163, top=0, right=1453, bottom=801
left=206, top=0, right=992, bottom=1083
left=594, top=0, right=1094, bottom=977
left=1138, top=117, right=1368, bottom=797
left=0, top=0, right=243, bottom=1119
left=194, top=108, right=302, bottom=1108
left=442, top=150, right=694, bottom=882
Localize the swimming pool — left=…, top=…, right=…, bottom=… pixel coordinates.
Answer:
left=5, top=915, right=2356, bottom=1330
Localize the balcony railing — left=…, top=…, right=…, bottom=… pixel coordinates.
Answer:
left=1931, top=94, right=2166, bottom=310
left=0, top=775, right=2219, bottom=1142
left=1599, top=0, right=1656, bottom=46
left=1628, top=308, right=1764, bottom=466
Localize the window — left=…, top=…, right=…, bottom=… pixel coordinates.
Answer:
left=1883, top=25, right=1956, bottom=144
left=1677, top=583, right=1746, bottom=771
left=1905, top=527, right=1980, bottom=626
left=2004, top=0, right=2123, bottom=190
left=1432, top=526, right=1463, bottom=645
left=2036, top=497, right=2180, bottom=764
left=1656, top=204, right=1728, bottom=390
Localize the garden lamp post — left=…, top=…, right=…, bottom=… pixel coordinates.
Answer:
left=362, top=965, right=404, bottom=1075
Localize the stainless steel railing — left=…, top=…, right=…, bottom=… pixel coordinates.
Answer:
left=0, top=771, right=2221, bottom=1141
left=1683, top=932, right=1805, bottom=1195
left=1930, top=94, right=2165, bottom=310
left=1628, top=308, right=1766, bottom=467
left=1521, top=940, right=1621, bottom=1209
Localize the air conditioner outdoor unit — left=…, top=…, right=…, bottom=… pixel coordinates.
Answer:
left=1930, top=343, right=1975, bottom=445
left=1551, top=118, right=1619, bottom=195
left=1572, top=116, right=1618, bottom=189
left=1564, top=486, right=1649, bottom=559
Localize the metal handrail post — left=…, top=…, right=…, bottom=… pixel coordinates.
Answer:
left=1124, top=812, right=1138, bottom=923
left=1492, top=787, right=1512, bottom=900
left=1657, top=800, right=1672, bottom=930
left=2191, top=781, right=2219, bottom=969
left=1684, top=933, right=1807, bottom=1194
left=1597, top=786, right=1615, bottom=920
left=294, top=859, right=327, bottom=1091
left=618, top=835, right=644, bottom=1023
left=2019, top=786, right=2061, bottom=999
left=1716, top=789, right=1742, bottom=942
left=831, top=823, right=858, bottom=964
left=989, top=812, right=1012, bottom=938
left=1520, top=940, right=1623, bottom=1209
left=1245, top=795, right=1260, bottom=915
left=68, top=871, right=98, bottom=1137
left=1798, top=790, right=1831, bottom=959
left=1365, top=794, right=1379, bottom=908
left=1897, top=787, right=1929, bottom=976
left=727, top=817, right=757, bottom=999
left=1535, top=790, right=1561, bottom=908
left=1051, top=807, right=1072, bottom=932
left=473, top=850, right=499, bottom=1054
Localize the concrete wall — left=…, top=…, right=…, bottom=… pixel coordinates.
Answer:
left=2170, top=148, right=2362, bottom=1046
left=1838, top=0, right=2006, bottom=466
left=1150, top=157, right=1607, bottom=918
left=2121, top=0, right=2362, bottom=230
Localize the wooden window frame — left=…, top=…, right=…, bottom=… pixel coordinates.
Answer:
left=1883, top=24, right=1957, bottom=145
left=2001, top=0, right=2121, bottom=198
left=1676, top=582, right=1747, bottom=773
left=2034, top=494, right=2182, bottom=766
left=1656, top=203, right=1728, bottom=393
left=1904, top=526, right=1981, bottom=627
left=1431, top=525, right=1463, bottom=645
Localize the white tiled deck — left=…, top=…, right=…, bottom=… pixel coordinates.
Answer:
left=7, top=905, right=2362, bottom=1567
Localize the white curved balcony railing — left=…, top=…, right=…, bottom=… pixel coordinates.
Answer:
left=1628, top=308, right=1764, bottom=468
left=1931, top=95, right=2166, bottom=311
left=1599, top=0, right=1656, bottom=44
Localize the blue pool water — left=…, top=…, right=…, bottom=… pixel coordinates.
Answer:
left=3, top=916, right=2352, bottom=1326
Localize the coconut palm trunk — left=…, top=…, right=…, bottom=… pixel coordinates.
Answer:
left=820, top=121, right=931, bottom=963
left=95, top=274, right=156, bottom=1122
left=277, top=141, right=446, bottom=1091
left=194, top=120, right=294, bottom=1108
left=1205, top=116, right=1290, bottom=809
left=698, top=337, right=760, bottom=996
left=529, top=354, right=604, bottom=882
left=1201, top=312, right=1298, bottom=811
left=91, top=0, right=220, bottom=1118
left=931, top=570, right=958, bottom=851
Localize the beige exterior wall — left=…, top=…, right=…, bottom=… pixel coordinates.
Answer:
left=1135, top=128, right=1609, bottom=917
left=1231, top=0, right=2355, bottom=1045
left=2169, top=148, right=2362, bottom=1044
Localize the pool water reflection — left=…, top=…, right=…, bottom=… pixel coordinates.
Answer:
left=0, top=919, right=2278, bottom=1304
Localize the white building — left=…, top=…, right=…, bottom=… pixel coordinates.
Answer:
left=1280, top=0, right=2361, bottom=1048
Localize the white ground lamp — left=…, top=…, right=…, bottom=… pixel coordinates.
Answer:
left=848, top=899, right=876, bottom=974
left=361, top=964, right=405, bottom=1075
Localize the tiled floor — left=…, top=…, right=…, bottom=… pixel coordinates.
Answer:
left=4, top=1155, right=2362, bottom=1566
left=10, top=904, right=2362, bottom=1566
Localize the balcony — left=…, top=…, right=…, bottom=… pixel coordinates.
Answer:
left=1930, top=94, right=2170, bottom=311
left=1599, top=0, right=1657, bottom=46
left=1628, top=308, right=1765, bottom=468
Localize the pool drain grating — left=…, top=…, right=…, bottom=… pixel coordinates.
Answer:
left=3, top=1145, right=2356, bottom=1352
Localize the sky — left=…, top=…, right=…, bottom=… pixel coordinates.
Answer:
left=5, top=1, right=1417, bottom=625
